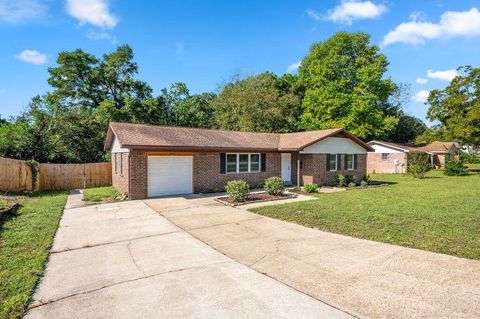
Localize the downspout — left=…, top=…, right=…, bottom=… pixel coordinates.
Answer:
left=297, top=158, right=300, bottom=187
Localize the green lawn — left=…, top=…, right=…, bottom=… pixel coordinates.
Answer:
left=251, top=170, right=480, bottom=260
left=83, top=186, right=120, bottom=203
left=0, top=191, right=68, bottom=319
left=0, top=198, right=8, bottom=209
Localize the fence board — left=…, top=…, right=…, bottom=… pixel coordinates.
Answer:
left=38, top=162, right=111, bottom=191
left=0, top=157, right=33, bottom=192
left=0, top=157, right=111, bottom=192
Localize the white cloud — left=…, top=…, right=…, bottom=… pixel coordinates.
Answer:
left=0, top=0, right=46, bottom=23
left=66, top=0, right=118, bottom=29
left=86, top=29, right=111, bottom=40
left=287, top=61, right=301, bottom=73
left=416, top=77, right=428, bottom=84
left=15, top=49, right=47, bottom=65
left=409, top=11, right=427, bottom=22
left=427, top=69, right=458, bottom=81
left=325, top=1, right=387, bottom=25
left=306, top=9, right=321, bottom=21
left=412, top=90, right=430, bottom=103
left=383, top=8, right=480, bottom=46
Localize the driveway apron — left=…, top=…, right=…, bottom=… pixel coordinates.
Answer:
left=25, top=194, right=351, bottom=319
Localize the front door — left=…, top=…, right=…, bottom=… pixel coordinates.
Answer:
left=281, top=153, right=291, bottom=183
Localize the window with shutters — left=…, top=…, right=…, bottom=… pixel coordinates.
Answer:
left=346, top=154, right=354, bottom=170
left=225, top=153, right=261, bottom=174
left=382, top=153, right=389, bottom=160
left=328, top=154, right=337, bottom=171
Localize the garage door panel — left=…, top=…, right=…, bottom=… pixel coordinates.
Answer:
left=148, top=156, right=193, bottom=197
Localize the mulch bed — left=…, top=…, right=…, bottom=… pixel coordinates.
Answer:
left=287, top=189, right=318, bottom=196
left=215, top=192, right=296, bottom=206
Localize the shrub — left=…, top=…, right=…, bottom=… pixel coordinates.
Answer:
left=460, top=152, right=480, bottom=164
left=347, top=182, right=356, bottom=188
left=225, top=180, right=250, bottom=202
left=264, top=176, right=285, bottom=195
left=344, top=174, right=354, bottom=185
left=444, top=160, right=469, bottom=176
left=335, top=174, right=345, bottom=187
left=407, top=152, right=431, bottom=179
left=303, top=183, right=318, bottom=193
left=360, top=180, right=368, bottom=187
left=363, top=174, right=371, bottom=185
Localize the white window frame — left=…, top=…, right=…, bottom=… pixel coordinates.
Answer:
left=329, top=154, right=338, bottom=172
left=382, top=153, right=389, bottom=160
left=226, top=153, right=261, bottom=174
left=346, top=154, right=354, bottom=170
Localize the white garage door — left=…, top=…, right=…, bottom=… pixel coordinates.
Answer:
left=148, top=156, right=193, bottom=197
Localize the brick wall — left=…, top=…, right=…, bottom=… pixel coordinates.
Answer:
left=194, top=152, right=281, bottom=193
left=129, top=150, right=148, bottom=200
left=298, top=153, right=367, bottom=186
left=367, top=153, right=407, bottom=174
left=112, top=152, right=129, bottom=196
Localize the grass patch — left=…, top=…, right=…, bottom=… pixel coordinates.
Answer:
left=0, top=191, right=68, bottom=319
left=251, top=170, right=480, bottom=260
left=0, top=198, right=8, bottom=209
left=83, top=186, right=120, bottom=203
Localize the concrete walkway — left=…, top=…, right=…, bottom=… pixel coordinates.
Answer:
left=25, top=194, right=351, bottom=318
left=145, top=195, right=480, bottom=319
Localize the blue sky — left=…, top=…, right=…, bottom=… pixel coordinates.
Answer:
left=1, top=0, right=480, bottom=125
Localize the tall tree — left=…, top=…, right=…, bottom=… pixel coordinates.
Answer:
left=298, top=32, right=398, bottom=140
left=427, top=65, right=480, bottom=148
left=211, top=72, right=302, bottom=132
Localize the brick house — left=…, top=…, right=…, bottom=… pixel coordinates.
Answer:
left=367, top=140, right=460, bottom=174
left=104, top=122, right=373, bottom=199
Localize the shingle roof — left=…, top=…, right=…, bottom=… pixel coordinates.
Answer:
left=368, top=140, right=458, bottom=153
left=105, top=122, right=373, bottom=152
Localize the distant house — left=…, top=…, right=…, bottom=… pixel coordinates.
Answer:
left=104, top=122, right=373, bottom=199
left=367, top=140, right=460, bottom=174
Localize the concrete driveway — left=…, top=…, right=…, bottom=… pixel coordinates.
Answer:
left=145, top=195, right=480, bottom=319
left=25, top=193, right=350, bottom=319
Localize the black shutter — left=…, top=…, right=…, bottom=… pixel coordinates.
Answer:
left=326, top=154, right=330, bottom=171
left=220, top=153, right=226, bottom=174
left=261, top=153, right=266, bottom=172
left=336, top=154, right=341, bottom=171
left=344, top=154, right=348, bottom=170
left=354, top=154, right=358, bottom=170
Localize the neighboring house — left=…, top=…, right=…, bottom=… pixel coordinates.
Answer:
left=104, top=122, right=373, bottom=199
left=367, top=140, right=460, bottom=174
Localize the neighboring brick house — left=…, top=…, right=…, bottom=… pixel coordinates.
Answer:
left=367, top=140, right=460, bottom=174
left=104, top=122, right=373, bottom=199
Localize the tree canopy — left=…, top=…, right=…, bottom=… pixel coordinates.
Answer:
left=427, top=66, right=480, bottom=148
left=298, top=32, right=399, bottom=140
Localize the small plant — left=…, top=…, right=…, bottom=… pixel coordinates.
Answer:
left=363, top=174, right=371, bottom=185
left=335, top=174, right=345, bottom=187
left=360, top=180, right=368, bottom=187
left=407, top=152, right=431, bottom=179
left=304, top=183, right=318, bottom=193
left=264, top=176, right=285, bottom=195
left=225, top=180, right=250, bottom=202
left=444, top=160, right=469, bottom=176
left=344, top=174, right=354, bottom=185
left=347, top=182, right=356, bottom=188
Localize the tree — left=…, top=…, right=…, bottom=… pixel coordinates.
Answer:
left=174, top=92, right=216, bottom=128
left=427, top=65, right=480, bottom=148
left=298, top=32, right=398, bottom=140
left=415, top=125, right=451, bottom=144
left=388, top=112, right=427, bottom=143
left=211, top=72, right=302, bottom=132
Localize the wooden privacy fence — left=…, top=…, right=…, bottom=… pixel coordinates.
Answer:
left=0, top=157, right=33, bottom=192
left=0, top=157, right=112, bottom=192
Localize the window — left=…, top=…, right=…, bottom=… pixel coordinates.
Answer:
left=225, top=153, right=261, bottom=174
left=345, top=154, right=354, bottom=170
left=250, top=154, right=260, bottom=172
left=226, top=154, right=237, bottom=173
left=382, top=153, right=389, bottom=160
left=328, top=154, right=337, bottom=171
left=114, top=153, right=118, bottom=174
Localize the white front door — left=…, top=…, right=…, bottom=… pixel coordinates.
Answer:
left=147, top=156, right=193, bottom=197
left=281, top=153, right=291, bottom=182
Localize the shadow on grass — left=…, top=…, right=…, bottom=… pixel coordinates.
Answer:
left=0, top=205, right=20, bottom=233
